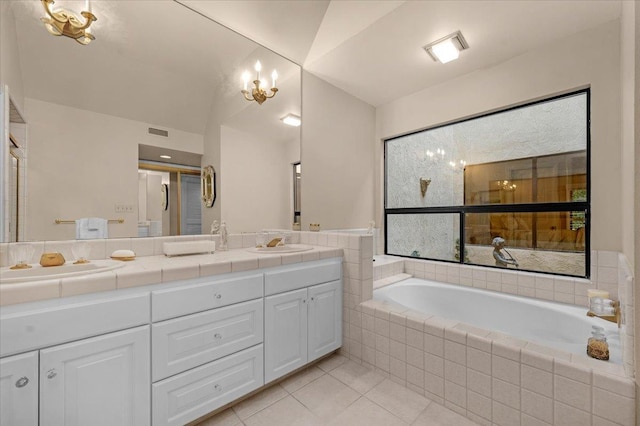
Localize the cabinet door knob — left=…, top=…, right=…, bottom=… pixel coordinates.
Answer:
left=214, top=384, right=222, bottom=391
left=46, top=369, right=57, bottom=379
left=214, top=293, right=222, bottom=300
left=302, top=299, right=307, bottom=304
left=15, top=376, right=29, bottom=388
left=214, top=333, right=223, bottom=340
left=310, top=297, right=315, bottom=302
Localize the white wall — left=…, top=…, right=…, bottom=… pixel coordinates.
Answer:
left=621, top=1, right=637, bottom=269
left=301, top=71, right=376, bottom=231
left=24, top=98, right=203, bottom=241
left=0, top=2, right=24, bottom=113
left=376, top=20, right=622, bottom=253
left=220, top=125, right=292, bottom=232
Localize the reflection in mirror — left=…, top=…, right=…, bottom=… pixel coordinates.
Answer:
left=2, top=0, right=301, bottom=242
left=201, top=165, right=216, bottom=209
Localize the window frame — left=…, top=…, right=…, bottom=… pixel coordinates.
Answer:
left=383, top=88, right=591, bottom=278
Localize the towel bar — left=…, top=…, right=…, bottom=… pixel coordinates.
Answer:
left=55, top=218, right=125, bottom=224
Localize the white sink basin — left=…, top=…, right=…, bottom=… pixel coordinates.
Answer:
left=246, top=244, right=314, bottom=254
left=0, top=260, right=126, bottom=284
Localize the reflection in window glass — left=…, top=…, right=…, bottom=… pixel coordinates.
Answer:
left=384, top=90, right=589, bottom=278
left=465, top=211, right=585, bottom=276
left=387, top=214, right=460, bottom=262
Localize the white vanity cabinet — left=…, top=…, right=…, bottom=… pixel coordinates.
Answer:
left=264, top=259, right=342, bottom=383
left=150, top=272, right=265, bottom=426
left=0, top=289, right=151, bottom=426
left=40, top=326, right=150, bottom=426
left=0, top=351, right=38, bottom=426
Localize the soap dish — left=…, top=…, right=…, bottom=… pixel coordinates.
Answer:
left=110, top=249, right=136, bottom=261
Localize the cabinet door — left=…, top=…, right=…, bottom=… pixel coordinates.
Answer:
left=0, top=351, right=38, bottom=426
left=264, top=288, right=307, bottom=383
left=308, top=280, right=342, bottom=362
left=40, top=326, right=150, bottom=426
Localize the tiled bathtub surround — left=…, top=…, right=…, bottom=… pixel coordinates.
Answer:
left=378, top=250, right=635, bottom=379
left=358, top=298, right=635, bottom=426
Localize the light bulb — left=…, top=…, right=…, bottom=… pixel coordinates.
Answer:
left=242, top=72, right=250, bottom=91
left=271, top=70, right=278, bottom=88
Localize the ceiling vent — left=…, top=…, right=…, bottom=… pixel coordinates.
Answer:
left=148, top=127, right=169, bottom=137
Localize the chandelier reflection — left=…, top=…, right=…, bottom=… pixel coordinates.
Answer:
left=40, top=0, right=97, bottom=45
left=499, top=180, right=517, bottom=191
left=241, top=61, right=278, bottom=105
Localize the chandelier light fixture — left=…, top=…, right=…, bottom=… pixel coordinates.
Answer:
left=40, top=0, right=97, bottom=45
left=241, top=61, right=278, bottom=105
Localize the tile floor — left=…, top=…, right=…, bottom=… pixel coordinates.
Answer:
left=195, top=353, right=478, bottom=426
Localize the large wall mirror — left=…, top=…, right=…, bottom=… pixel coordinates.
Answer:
left=2, top=0, right=301, bottom=242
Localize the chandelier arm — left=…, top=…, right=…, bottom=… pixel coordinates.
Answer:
left=72, top=12, right=97, bottom=31
left=41, top=0, right=67, bottom=24
left=241, top=91, right=255, bottom=102
left=265, top=88, right=279, bottom=99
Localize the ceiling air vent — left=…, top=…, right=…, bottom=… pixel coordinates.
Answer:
left=148, top=127, right=169, bottom=137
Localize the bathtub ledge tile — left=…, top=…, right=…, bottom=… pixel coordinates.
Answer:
left=568, top=354, right=626, bottom=377
left=444, top=328, right=467, bottom=345
left=493, top=340, right=523, bottom=362
left=359, top=301, right=377, bottom=316
left=406, top=311, right=434, bottom=331
left=389, top=311, right=406, bottom=325
left=424, top=317, right=459, bottom=337
left=467, top=334, right=492, bottom=353
left=554, top=358, right=591, bottom=384
left=592, top=371, right=635, bottom=398
left=524, top=342, right=571, bottom=363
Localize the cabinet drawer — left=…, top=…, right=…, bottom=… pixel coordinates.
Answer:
left=0, top=292, right=149, bottom=357
left=152, top=299, right=263, bottom=381
left=264, top=258, right=341, bottom=296
left=152, top=345, right=263, bottom=426
left=152, top=273, right=263, bottom=321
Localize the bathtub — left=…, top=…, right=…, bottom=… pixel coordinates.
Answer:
left=374, top=277, right=621, bottom=364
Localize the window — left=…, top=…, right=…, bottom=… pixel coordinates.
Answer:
left=385, top=90, right=589, bottom=277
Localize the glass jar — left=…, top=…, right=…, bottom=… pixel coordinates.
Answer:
left=586, top=328, right=609, bottom=361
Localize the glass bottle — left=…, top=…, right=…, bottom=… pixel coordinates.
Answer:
left=586, top=326, right=609, bottom=360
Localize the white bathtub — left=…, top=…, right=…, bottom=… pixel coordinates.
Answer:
left=374, top=277, right=621, bottom=364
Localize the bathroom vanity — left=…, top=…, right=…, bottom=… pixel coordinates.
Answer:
left=0, top=256, right=342, bottom=426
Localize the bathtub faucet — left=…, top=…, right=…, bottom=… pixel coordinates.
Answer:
left=587, top=298, right=621, bottom=327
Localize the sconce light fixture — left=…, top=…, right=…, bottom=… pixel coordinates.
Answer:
left=241, top=61, right=278, bottom=105
left=423, top=31, right=468, bottom=64
left=420, top=178, right=432, bottom=197
left=40, top=0, right=97, bottom=45
left=281, top=114, right=301, bottom=127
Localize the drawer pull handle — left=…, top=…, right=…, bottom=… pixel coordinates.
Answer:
left=214, top=293, right=222, bottom=300
left=47, top=369, right=57, bottom=379
left=214, top=333, right=223, bottom=340
left=214, top=384, right=222, bottom=392
left=15, top=377, right=29, bottom=388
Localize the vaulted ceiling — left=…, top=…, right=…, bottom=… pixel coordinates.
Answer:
left=9, top=0, right=623, bottom=135
left=183, top=0, right=622, bottom=106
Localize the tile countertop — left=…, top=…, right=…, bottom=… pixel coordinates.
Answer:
left=0, top=246, right=344, bottom=306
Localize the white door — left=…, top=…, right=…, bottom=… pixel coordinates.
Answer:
left=40, top=326, right=150, bottom=426
left=180, top=174, right=201, bottom=235
left=264, top=288, right=308, bottom=383
left=308, top=280, right=342, bottom=362
left=0, top=351, right=38, bottom=426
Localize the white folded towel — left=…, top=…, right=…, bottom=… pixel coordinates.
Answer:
left=76, top=217, right=108, bottom=239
